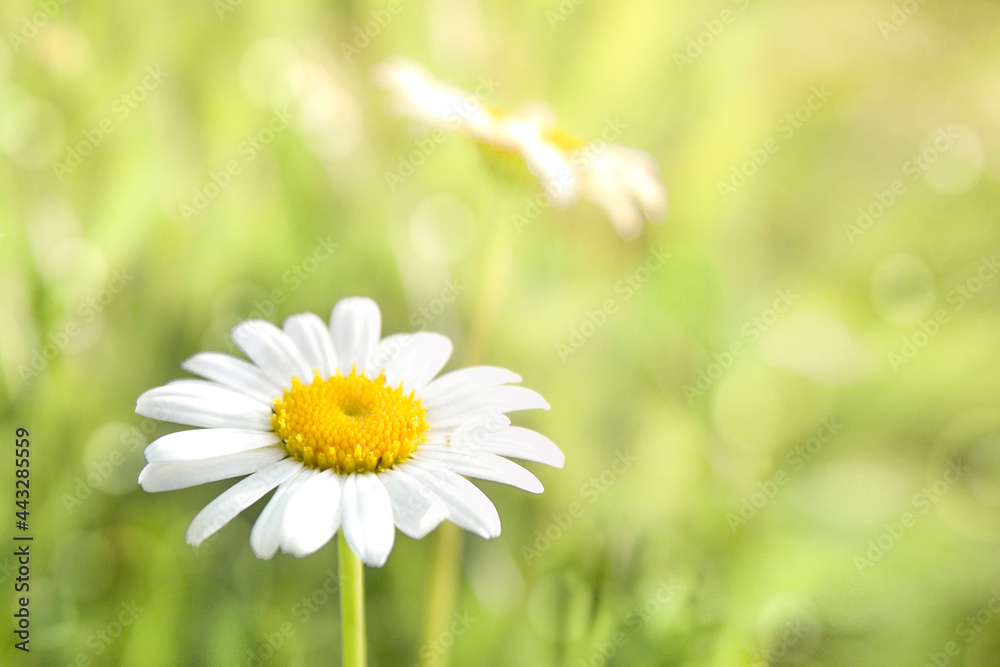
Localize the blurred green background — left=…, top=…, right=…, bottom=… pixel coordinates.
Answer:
left=2, top=0, right=1000, bottom=665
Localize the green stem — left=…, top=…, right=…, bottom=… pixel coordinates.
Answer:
left=339, top=532, right=367, bottom=667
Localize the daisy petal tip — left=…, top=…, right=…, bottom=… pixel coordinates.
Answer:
left=362, top=552, right=390, bottom=568
left=546, top=444, right=566, bottom=469
left=333, top=295, right=380, bottom=316
left=428, top=332, right=454, bottom=359
left=133, top=397, right=176, bottom=424
left=134, top=394, right=155, bottom=415
left=281, top=528, right=339, bottom=560
left=421, top=508, right=450, bottom=536
left=529, top=394, right=552, bottom=411
left=178, top=354, right=200, bottom=374
left=229, top=318, right=264, bottom=345
left=136, top=465, right=156, bottom=492
left=286, top=533, right=337, bottom=559
left=249, top=542, right=278, bottom=561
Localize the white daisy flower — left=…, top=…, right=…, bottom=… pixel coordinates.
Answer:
left=136, top=297, right=562, bottom=568
left=372, top=57, right=668, bottom=238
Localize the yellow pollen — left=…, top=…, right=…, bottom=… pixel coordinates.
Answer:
left=540, top=125, right=586, bottom=151
left=271, top=369, right=428, bottom=474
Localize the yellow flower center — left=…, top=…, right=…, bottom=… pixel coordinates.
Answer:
left=482, top=103, right=587, bottom=152
left=271, top=370, right=428, bottom=474
left=541, top=125, right=586, bottom=152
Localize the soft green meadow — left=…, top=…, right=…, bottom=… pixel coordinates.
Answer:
left=2, top=0, right=1000, bottom=665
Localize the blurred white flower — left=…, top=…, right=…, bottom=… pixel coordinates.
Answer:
left=373, top=57, right=667, bottom=238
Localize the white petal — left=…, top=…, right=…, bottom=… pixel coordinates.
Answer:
left=279, top=471, right=344, bottom=558
left=425, top=401, right=498, bottom=429
left=604, top=200, right=644, bottom=239
left=419, top=366, right=522, bottom=407
left=145, top=428, right=281, bottom=462
left=517, top=100, right=558, bottom=127
left=426, top=386, right=549, bottom=428
left=231, top=319, right=312, bottom=384
left=370, top=333, right=410, bottom=375
left=467, top=427, right=564, bottom=468
left=330, top=297, right=382, bottom=375
left=341, top=473, right=395, bottom=567
left=249, top=469, right=315, bottom=559
left=283, top=313, right=338, bottom=379
left=138, top=448, right=287, bottom=492
left=413, top=446, right=543, bottom=494
left=181, top=352, right=284, bottom=403
left=139, top=379, right=273, bottom=411
left=372, top=57, right=491, bottom=139
left=379, top=468, right=449, bottom=539
left=136, top=390, right=272, bottom=431
left=504, top=118, right=578, bottom=205
left=377, top=332, right=453, bottom=390
left=185, top=458, right=301, bottom=546
left=625, top=160, right=668, bottom=221
left=401, top=460, right=501, bottom=539
left=425, top=413, right=511, bottom=443
left=577, top=146, right=666, bottom=238
left=483, top=385, right=550, bottom=412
